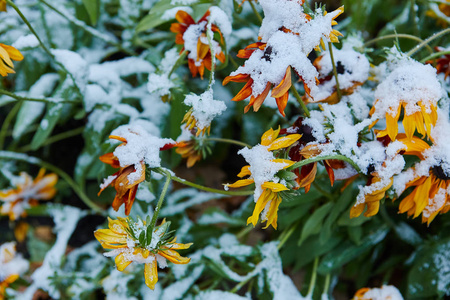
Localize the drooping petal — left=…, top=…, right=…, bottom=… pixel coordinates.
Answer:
left=144, top=258, right=158, bottom=290
left=158, top=249, right=191, bottom=264
left=115, top=252, right=132, bottom=271
left=247, top=189, right=272, bottom=227
left=271, top=66, right=292, bottom=98
left=261, top=182, right=289, bottom=192
left=226, top=179, right=254, bottom=188
left=268, top=134, right=301, bottom=151
left=237, top=165, right=251, bottom=178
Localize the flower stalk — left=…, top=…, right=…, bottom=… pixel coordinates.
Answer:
left=328, top=42, right=342, bottom=102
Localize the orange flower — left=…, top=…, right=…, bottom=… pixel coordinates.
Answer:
left=0, top=169, right=57, bottom=220
left=350, top=175, right=393, bottom=218
left=396, top=136, right=450, bottom=225
left=99, top=135, right=145, bottom=215
left=175, top=139, right=203, bottom=168
left=170, top=10, right=225, bottom=79
left=0, top=43, right=23, bottom=77
left=95, top=217, right=192, bottom=290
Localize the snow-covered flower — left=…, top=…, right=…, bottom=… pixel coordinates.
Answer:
left=353, top=285, right=404, bottom=300
left=0, top=242, right=29, bottom=298
left=0, top=169, right=57, bottom=220
left=98, top=125, right=174, bottom=215
left=170, top=10, right=225, bottom=79
left=225, top=127, right=301, bottom=229
left=0, top=43, right=23, bottom=77
left=370, top=59, right=441, bottom=141
left=94, top=217, right=192, bottom=290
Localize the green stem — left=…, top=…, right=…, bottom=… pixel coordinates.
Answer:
left=307, top=257, right=319, bottom=296
left=248, top=0, right=263, bottom=23
left=0, top=151, right=103, bottom=213
left=277, top=220, right=299, bottom=249
left=205, top=137, right=251, bottom=148
left=38, top=0, right=136, bottom=56
left=19, top=127, right=84, bottom=152
left=149, top=171, right=171, bottom=230
left=236, top=225, right=253, bottom=239
left=229, top=56, right=239, bottom=68
left=230, top=276, right=253, bottom=293
left=420, top=50, right=450, bottom=63
left=407, top=28, right=450, bottom=57
left=0, top=101, right=22, bottom=150
left=6, top=0, right=83, bottom=98
left=0, top=89, right=75, bottom=104
left=155, top=168, right=253, bottom=196
left=289, top=154, right=361, bottom=174
left=312, top=181, right=333, bottom=200
left=363, top=34, right=433, bottom=53
left=323, top=273, right=331, bottom=297
left=328, top=42, right=342, bottom=102
left=168, top=50, right=187, bottom=78
left=206, top=20, right=216, bottom=88
left=290, top=85, right=310, bottom=118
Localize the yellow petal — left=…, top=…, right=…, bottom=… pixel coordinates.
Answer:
left=261, top=127, right=280, bottom=146
left=115, top=252, right=132, bottom=272
left=247, top=189, right=272, bottom=227
left=158, top=249, right=191, bottom=264
left=271, top=158, right=296, bottom=169
left=413, top=176, right=432, bottom=218
left=268, top=134, right=301, bottom=151
left=226, top=178, right=254, bottom=188
left=144, top=258, right=158, bottom=290
left=261, top=182, right=288, bottom=192
left=237, top=165, right=251, bottom=178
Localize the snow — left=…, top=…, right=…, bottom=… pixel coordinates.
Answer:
left=183, top=89, right=227, bottom=131
left=12, top=34, right=39, bottom=49
left=0, top=242, right=29, bottom=282
left=161, top=7, right=193, bottom=20
left=209, top=6, right=232, bottom=38
left=361, top=285, right=404, bottom=300
left=110, top=124, right=173, bottom=184
left=51, top=49, right=88, bottom=91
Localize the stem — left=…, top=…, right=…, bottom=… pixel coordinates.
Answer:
left=312, top=181, right=333, bottom=200
left=0, top=101, right=22, bottom=150
left=307, top=257, right=319, bottom=296
left=0, top=89, right=75, bottom=104
left=0, top=151, right=103, bottom=213
left=38, top=0, right=136, bottom=56
left=236, top=225, right=253, bottom=239
left=289, top=154, right=361, bottom=174
left=363, top=34, right=433, bottom=53
left=420, top=50, right=450, bottom=63
left=206, top=20, right=216, bottom=88
left=168, top=50, right=187, bottom=78
left=277, top=220, right=299, bottom=250
left=149, top=171, right=171, bottom=230
left=248, top=0, right=263, bottom=23
left=155, top=168, right=254, bottom=196
left=230, top=276, right=253, bottom=293
left=407, top=28, right=450, bottom=57
left=323, top=273, right=331, bottom=297
left=328, top=42, right=342, bottom=102
left=205, top=137, right=251, bottom=148
left=290, top=85, right=310, bottom=118
left=19, top=126, right=84, bottom=152
left=6, top=0, right=83, bottom=98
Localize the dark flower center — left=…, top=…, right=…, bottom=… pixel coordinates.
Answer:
left=262, top=46, right=273, bottom=62
left=432, top=165, right=450, bottom=180
left=298, top=124, right=315, bottom=143
left=336, top=61, right=345, bottom=74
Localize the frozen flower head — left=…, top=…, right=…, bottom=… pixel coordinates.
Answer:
left=0, top=242, right=29, bottom=298
left=224, top=1, right=344, bottom=116
left=174, top=126, right=210, bottom=168
left=0, top=43, right=23, bottom=77
left=0, top=169, right=57, bottom=221
left=353, top=285, right=404, bottom=300
left=396, top=134, right=450, bottom=225
left=98, top=125, right=174, bottom=215
left=371, top=59, right=442, bottom=141
left=170, top=9, right=226, bottom=79
left=182, top=90, right=226, bottom=136
left=225, top=127, right=301, bottom=229
left=94, top=217, right=192, bottom=290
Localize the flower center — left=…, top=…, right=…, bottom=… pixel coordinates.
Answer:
left=432, top=165, right=450, bottom=180
left=262, top=46, right=273, bottom=62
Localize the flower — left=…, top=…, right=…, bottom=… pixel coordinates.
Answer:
left=427, top=46, right=450, bottom=79
left=94, top=217, right=192, bottom=290
left=99, top=135, right=146, bottom=216
left=0, top=43, right=23, bottom=77
left=426, top=1, right=450, bottom=28
left=0, top=169, right=57, bottom=221
left=353, top=285, right=404, bottom=300
left=225, top=127, right=301, bottom=229
left=98, top=126, right=174, bottom=215
left=170, top=10, right=225, bottom=79
left=175, top=139, right=208, bottom=168
left=396, top=136, right=450, bottom=225
left=370, top=60, right=441, bottom=141
left=0, top=242, right=29, bottom=299
left=0, top=0, right=6, bottom=12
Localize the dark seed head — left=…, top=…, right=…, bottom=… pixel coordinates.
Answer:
left=366, top=164, right=376, bottom=175
left=262, top=46, right=273, bottom=62
left=299, top=124, right=316, bottom=143
left=432, top=165, right=450, bottom=180
left=336, top=61, right=345, bottom=75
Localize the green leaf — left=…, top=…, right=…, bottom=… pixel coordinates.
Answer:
left=139, top=231, right=146, bottom=246
left=320, top=187, right=354, bottom=244
left=317, top=225, right=389, bottom=274
left=293, top=235, right=342, bottom=269
left=12, top=101, right=45, bottom=140
left=82, top=0, right=99, bottom=25
left=135, top=0, right=174, bottom=33
left=298, top=202, right=334, bottom=246
left=408, top=238, right=450, bottom=298
left=30, top=103, right=64, bottom=150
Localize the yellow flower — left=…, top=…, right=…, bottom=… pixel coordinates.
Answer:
left=94, top=217, right=192, bottom=290
left=175, top=140, right=203, bottom=168
left=350, top=175, right=393, bottom=218
left=0, top=169, right=57, bottom=221
left=0, top=43, right=23, bottom=77
left=315, top=6, right=344, bottom=51
left=0, top=0, right=6, bottom=12
left=225, top=127, right=301, bottom=229
left=397, top=136, right=450, bottom=225
left=182, top=108, right=210, bottom=137
left=0, top=242, right=28, bottom=299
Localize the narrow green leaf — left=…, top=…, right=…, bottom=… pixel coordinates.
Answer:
left=298, top=202, right=334, bottom=246
left=82, top=0, right=99, bottom=25
left=30, top=103, right=64, bottom=150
